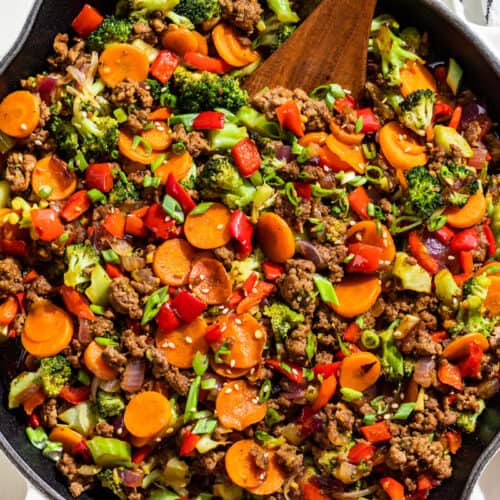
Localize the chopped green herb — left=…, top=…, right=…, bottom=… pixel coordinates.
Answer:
left=141, top=287, right=169, bottom=325
left=313, top=274, right=339, bottom=305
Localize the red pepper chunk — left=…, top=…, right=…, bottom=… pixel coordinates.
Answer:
left=156, top=302, right=181, bottom=333
left=144, top=203, right=177, bottom=239
left=448, top=105, right=463, bottom=130
left=179, top=430, right=200, bottom=456
left=459, top=250, right=473, bottom=275
left=193, top=111, right=225, bottom=130
left=348, top=442, right=375, bottom=464
left=343, top=322, right=361, bottom=343
left=232, top=138, right=262, bottom=178
left=346, top=243, right=383, bottom=274
left=125, top=214, right=147, bottom=238
left=105, top=263, right=123, bottom=279
left=236, top=281, right=274, bottom=314
left=334, top=96, right=355, bottom=113
left=166, top=173, right=196, bottom=214
left=313, top=362, right=342, bottom=379
left=348, top=186, right=371, bottom=220
left=380, top=477, right=405, bottom=500
left=483, top=220, right=497, bottom=256
left=172, top=290, right=206, bottom=323
left=31, top=208, right=64, bottom=242
left=263, top=261, right=284, bottom=281
left=204, top=324, right=222, bottom=343
left=458, top=341, right=483, bottom=378
left=60, top=285, right=97, bottom=321
left=103, top=211, right=126, bottom=239
left=408, top=231, right=440, bottom=274
left=73, top=439, right=93, bottom=464
left=71, top=4, right=103, bottom=38
left=0, top=296, right=19, bottom=325
left=276, top=101, right=305, bottom=137
left=445, top=430, right=462, bottom=454
left=417, top=474, right=435, bottom=491
left=293, top=182, right=312, bottom=200
left=433, top=225, right=455, bottom=244
left=265, top=359, right=303, bottom=383
left=302, top=482, right=330, bottom=500
left=132, top=445, right=153, bottom=465
left=360, top=421, right=392, bottom=443
left=0, top=240, right=26, bottom=257
left=61, top=190, right=91, bottom=222
left=59, top=386, right=91, bottom=405
left=85, top=163, right=113, bottom=193
left=434, top=102, right=454, bottom=120
left=356, top=108, right=380, bottom=133
left=450, top=228, right=479, bottom=253
left=438, top=363, right=463, bottom=391
left=184, top=51, right=232, bottom=74
left=229, top=209, right=253, bottom=259
left=150, top=50, right=179, bottom=84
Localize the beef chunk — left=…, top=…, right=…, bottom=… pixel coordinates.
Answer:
left=109, top=79, right=153, bottom=109
left=192, top=450, right=225, bottom=475
left=275, top=443, right=304, bottom=476
left=170, top=124, right=210, bottom=158
left=25, top=275, right=53, bottom=305
left=150, top=347, right=169, bottom=378
left=88, top=317, right=115, bottom=339
left=109, top=276, right=142, bottom=319
left=102, top=346, right=127, bottom=369
left=0, top=258, right=23, bottom=298
left=219, top=0, right=263, bottom=33
left=4, top=151, right=36, bottom=193
left=250, top=444, right=270, bottom=470
left=95, top=421, right=114, bottom=437
left=41, top=398, right=58, bottom=428
left=48, top=34, right=87, bottom=70
left=122, top=329, right=150, bottom=358
left=57, top=453, right=95, bottom=497
left=285, top=324, right=310, bottom=363
left=131, top=267, right=160, bottom=296
left=410, top=396, right=457, bottom=432
left=164, top=366, right=191, bottom=396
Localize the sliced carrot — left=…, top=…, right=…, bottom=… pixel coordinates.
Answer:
left=98, top=43, right=149, bottom=87
left=339, top=352, right=381, bottom=391
left=298, top=132, right=328, bottom=147
left=485, top=275, right=500, bottom=316
left=148, top=107, right=171, bottom=121
left=83, top=341, right=118, bottom=381
left=248, top=450, right=286, bottom=495
left=124, top=391, right=172, bottom=438
left=476, top=261, right=500, bottom=277
left=210, top=358, right=250, bottom=379
left=189, top=257, right=232, bottom=305
left=154, top=151, right=193, bottom=184
left=329, top=120, right=364, bottom=145
left=442, top=333, right=489, bottom=360
left=312, top=375, right=337, bottom=412
left=0, top=296, right=19, bottom=325
left=118, top=130, right=162, bottom=165
left=346, top=220, right=396, bottom=263
left=153, top=238, right=196, bottom=286
left=49, top=426, right=84, bottom=452
left=22, top=302, right=74, bottom=357
left=141, top=121, right=172, bottom=151
left=216, top=380, right=267, bottom=430
left=215, top=314, right=266, bottom=369
left=330, top=275, right=382, bottom=318
left=445, top=190, right=486, bottom=229
left=256, top=212, right=295, bottom=263
left=0, top=90, right=40, bottom=138
left=161, top=27, right=208, bottom=56
left=212, top=24, right=259, bottom=67
left=156, top=316, right=208, bottom=369
left=184, top=203, right=232, bottom=249
left=22, top=388, right=45, bottom=415
left=325, top=134, right=366, bottom=173
left=225, top=440, right=264, bottom=489
left=31, top=155, right=77, bottom=201
left=400, top=61, right=437, bottom=97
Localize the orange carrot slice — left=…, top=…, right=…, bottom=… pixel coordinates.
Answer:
left=154, top=151, right=193, bottom=184
left=118, top=130, right=162, bottom=165
left=339, top=352, right=381, bottom=391
left=442, top=332, right=489, bottom=360
left=0, top=90, right=40, bottom=138
left=153, top=238, right=196, bottom=286
left=485, top=276, right=500, bottom=316
left=184, top=203, right=232, bottom=249
left=329, top=120, right=364, bottom=145
left=445, top=190, right=486, bottom=229
left=346, top=220, right=396, bottom=263
left=212, top=24, right=259, bottom=67
left=161, top=28, right=208, bottom=56
left=31, top=155, right=77, bottom=201
left=210, top=358, right=250, bottom=379
left=256, top=212, right=295, bottom=263
left=400, top=61, right=437, bottom=97
left=325, top=134, right=367, bottom=174
left=141, top=121, right=172, bottom=151
left=83, top=341, right=118, bottom=381
left=248, top=450, right=286, bottom=495
left=49, top=426, right=84, bottom=452
left=189, top=257, right=232, bottom=304
left=330, top=275, right=382, bottom=318
left=98, top=43, right=149, bottom=87
left=225, top=440, right=264, bottom=489
left=298, top=132, right=328, bottom=147
left=124, top=391, right=172, bottom=438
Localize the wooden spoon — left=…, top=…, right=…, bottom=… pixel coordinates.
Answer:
left=243, top=0, right=377, bottom=99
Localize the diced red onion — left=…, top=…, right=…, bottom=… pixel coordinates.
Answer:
left=333, top=486, right=377, bottom=498
left=276, top=145, right=293, bottom=162
left=37, top=77, right=57, bottom=105
left=119, top=469, right=144, bottom=488
left=90, top=376, right=100, bottom=401
left=281, top=379, right=307, bottom=399
left=413, top=357, right=436, bottom=388
left=110, top=239, right=134, bottom=257
left=121, top=254, right=145, bottom=272
left=121, top=358, right=145, bottom=393
left=99, top=379, right=121, bottom=393
left=477, top=378, right=500, bottom=400
left=296, top=240, right=326, bottom=270
left=77, top=318, right=92, bottom=344
left=423, top=236, right=448, bottom=266
left=308, top=156, right=321, bottom=166
left=468, top=143, right=489, bottom=169
left=113, top=415, right=127, bottom=437
left=460, top=102, right=492, bottom=139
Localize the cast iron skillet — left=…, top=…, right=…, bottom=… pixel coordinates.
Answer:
left=0, top=1, right=499, bottom=499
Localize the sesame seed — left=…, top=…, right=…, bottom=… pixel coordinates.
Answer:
left=222, top=308, right=229, bottom=314
left=216, top=224, right=224, bottom=230
left=117, top=429, right=122, bottom=435
left=201, top=288, right=210, bottom=294
left=199, top=274, right=205, bottom=280
left=384, top=413, right=391, bottom=420
left=259, top=473, right=266, bottom=480
left=156, top=437, right=162, bottom=442
left=221, top=325, right=227, bottom=332
left=356, top=233, right=363, bottom=240
left=234, top=384, right=239, bottom=391
left=448, top=255, right=455, bottom=260
left=34, top=140, right=42, bottom=146
left=391, top=403, right=399, bottom=409
left=250, top=367, right=256, bottom=375
left=252, top=398, right=259, bottom=404
left=230, top=359, right=236, bottom=368
left=156, top=125, right=165, bottom=131
left=19, top=123, right=27, bottom=131
left=185, top=336, right=193, bottom=344
left=400, top=393, right=405, bottom=400
left=225, top=388, right=233, bottom=394
left=403, top=147, right=411, bottom=153
left=251, top=287, right=258, bottom=294
left=235, top=318, right=242, bottom=325
left=168, top=342, right=175, bottom=349
left=254, top=329, right=263, bottom=339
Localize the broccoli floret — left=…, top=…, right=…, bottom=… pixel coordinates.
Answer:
left=174, top=0, right=220, bottom=23
left=463, top=275, right=490, bottom=300
left=372, top=25, right=421, bottom=86
left=405, top=166, right=443, bottom=219
left=96, top=390, right=125, bottom=419
left=253, top=16, right=296, bottom=51
left=73, top=115, right=119, bottom=162
left=86, top=16, right=133, bottom=52
left=125, top=0, right=177, bottom=19
left=146, top=79, right=177, bottom=108
left=64, top=244, right=100, bottom=289
left=457, top=399, right=485, bottom=433
left=172, top=67, right=248, bottom=113
left=108, top=174, right=139, bottom=205
left=196, top=155, right=256, bottom=209
left=50, top=116, right=80, bottom=159
left=39, top=356, right=72, bottom=397
left=267, top=0, right=300, bottom=23
left=380, top=329, right=405, bottom=382
left=229, top=249, right=264, bottom=285
left=439, top=162, right=479, bottom=208
left=97, top=469, right=126, bottom=500
left=399, top=89, right=436, bottom=136
left=263, top=303, right=304, bottom=339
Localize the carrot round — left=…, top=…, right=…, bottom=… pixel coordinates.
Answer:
left=124, top=391, right=172, bottom=438
left=0, top=90, right=40, bottom=138
left=141, top=121, right=172, bottom=151
left=225, top=440, right=264, bottom=489
left=400, top=61, right=437, bottom=97
left=216, top=314, right=266, bottom=369
left=346, top=221, right=396, bottom=263
left=154, top=151, right=193, bottom=184
left=477, top=261, right=500, bottom=277
left=156, top=316, right=208, bottom=368
left=49, top=426, right=84, bottom=452
left=485, top=276, right=500, bottom=316
left=379, top=121, right=428, bottom=171
left=83, top=341, right=118, bottom=381
left=339, top=352, right=381, bottom=391
left=161, top=28, right=208, bottom=56
left=210, top=358, right=250, bottom=379
left=298, top=132, right=328, bottom=147
left=22, top=302, right=74, bottom=357
left=248, top=450, right=286, bottom=495
left=445, top=190, right=486, bottom=229
left=442, top=332, right=489, bottom=360
left=184, top=203, right=232, bottom=249
left=31, top=155, right=77, bottom=201
left=118, top=130, right=162, bottom=165
left=329, top=120, right=364, bottom=145
left=98, top=43, right=150, bottom=87
left=189, top=257, right=232, bottom=304
left=212, top=24, right=259, bottom=67
left=256, top=212, right=295, bottom=263
left=153, top=238, right=196, bottom=286
left=330, top=275, right=382, bottom=318
left=325, top=134, right=366, bottom=174
left=312, top=375, right=337, bottom=412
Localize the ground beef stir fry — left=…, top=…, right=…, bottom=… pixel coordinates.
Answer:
left=0, top=1, right=499, bottom=499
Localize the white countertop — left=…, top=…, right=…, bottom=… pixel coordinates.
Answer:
left=0, top=1, right=499, bottom=499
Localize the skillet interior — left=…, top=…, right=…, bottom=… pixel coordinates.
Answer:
left=0, top=0, right=498, bottom=498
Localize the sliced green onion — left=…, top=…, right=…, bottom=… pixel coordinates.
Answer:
left=143, top=121, right=154, bottom=131
left=42, top=440, right=63, bottom=462
left=162, top=194, right=184, bottom=223
left=38, top=185, right=53, bottom=199
left=77, top=369, right=91, bottom=386
left=184, top=376, right=201, bottom=422
left=193, top=352, right=209, bottom=377
left=190, top=202, right=214, bottom=216
left=201, top=378, right=217, bottom=390
left=192, top=418, right=217, bottom=435
left=355, top=116, right=364, bottom=133
left=284, top=182, right=299, bottom=207
left=305, top=333, right=316, bottom=362
left=393, top=402, right=416, bottom=420
left=265, top=408, right=282, bottom=426
left=101, top=249, right=120, bottom=264
left=0, top=130, right=16, bottom=154
left=428, top=211, right=447, bottom=232
left=90, top=304, right=106, bottom=315
left=94, top=337, right=119, bottom=347
left=26, top=427, right=48, bottom=450
left=341, top=387, right=363, bottom=402
left=172, top=142, right=187, bottom=155
left=343, top=253, right=355, bottom=264
left=214, top=340, right=231, bottom=364
left=361, top=329, right=380, bottom=350
left=370, top=395, right=388, bottom=415
left=313, top=274, right=339, bottom=306
left=291, top=138, right=309, bottom=164
left=141, top=286, right=169, bottom=325
left=390, top=215, right=422, bottom=234
left=362, top=143, right=377, bottom=160
left=151, top=153, right=167, bottom=172
left=58, top=232, right=70, bottom=243
left=259, top=380, right=272, bottom=403
left=113, top=108, right=128, bottom=124
left=131, top=135, right=152, bottom=156
left=72, top=151, right=88, bottom=172
left=87, top=188, right=107, bottom=204
left=310, top=83, right=345, bottom=111
left=365, top=165, right=389, bottom=190
left=143, top=175, right=161, bottom=188
left=191, top=410, right=212, bottom=420
left=363, top=413, right=376, bottom=425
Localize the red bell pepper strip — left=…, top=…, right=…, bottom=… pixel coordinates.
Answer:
left=183, top=51, right=232, bottom=74
left=458, top=341, right=483, bottom=378
left=144, top=203, right=177, bottom=239
left=60, top=285, right=97, bottom=321
left=380, top=477, right=405, bottom=500
left=434, top=102, right=454, bottom=120
left=348, top=186, right=371, bottom=220
left=417, top=474, right=435, bottom=491
left=431, top=330, right=448, bottom=343
left=132, top=445, right=153, bottom=465
left=484, top=220, right=497, bottom=256
left=449, top=228, right=479, bottom=253
left=172, top=290, right=206, bottom=323
left=265, top=359, right=303, bottom=383
left=348, top=442, right=375, bottom=464
left=166, top=173, right=196, bottom=214
left=293, top=182, right=312, bottom=200
left=263, top=261, right=284, bottom=281
left=276, top=101, right=305, bottom=137
left=299, top=404, right=322, bottom=437
left=438, top=363, right=463, bottom=391
left=242, top=272, right=258, bottom=296
left=59, top=386, right=91, bottom=405
left=360, top=421, right=393, bottom=443
left=408, top=231, right=440, bottom=274
left=150, top=50, right=179, bottom=84
left=229, top=210, right=254, bottom=259
left=29, top=413, right=41, bottom=429
left=73, top=439, right=93, bottom=464
left=193, top=111, right=225, bottom=130
left=156, top=301, right=181, bottom=333
left=179, top=430, right=200, bottom=456
left=433, top=225, right=455, bottom=244
left=236, top=281, right=274, bottom=314
left=448, top=105, right=463, bottom=129
left=125, top=214, right=147, bottom=238
left=31, top=209, right=65, bottom=242
left=346, top=243, right=383, bottom=274
left=103, top=211, right=126, bottom=239
left=0, top=296, right=19, bottom=325
left=105, top=263, right=123, bottom=278
left=334, top=96, right=355, bottom=113
left=204, top=324, right=222, bottom=343
left=356, top=108, right=380, bottom=133
left=231, top=138, right=262, bottom=178
left=302, top=482, right=330, bottom=500
left=343, top=322, right=361, bottom=343
left=313, top=362, right=342, bottom=379
left=0, top=240, right=26, bottom=257
left=85, top=163, right=113, bottom=193
left=71, top=4, right=103, bottom=38
left=61, top=190, right=91, bottom=222
left=459, top=250, right=474, bottom=275
left=445, top=430, right=462, bottom=454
